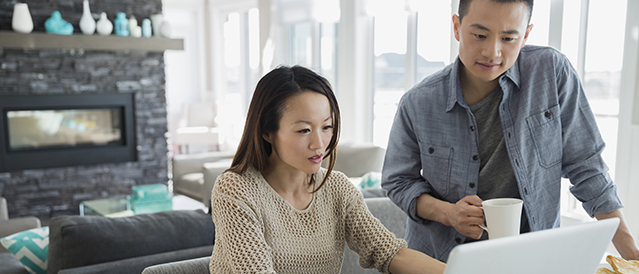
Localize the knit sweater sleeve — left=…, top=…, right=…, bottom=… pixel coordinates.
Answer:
left=340, top=175, right=407, bottom=274
left=209, top=171, right=276, bottom=274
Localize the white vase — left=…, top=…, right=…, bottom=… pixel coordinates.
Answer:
left=150, top=14, right=163, bottom=37
left=128, top=16, right=137, bottom=33
left=131, top=26, right=142, bottom=38
left=96, top=12, right=113, bottom=36
left=12, top=3, right=34, bottom=34
left=79, top=0, right=96, bottom=35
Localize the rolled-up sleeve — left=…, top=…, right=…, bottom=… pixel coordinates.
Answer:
left=555, top=56, right=624, bottom=217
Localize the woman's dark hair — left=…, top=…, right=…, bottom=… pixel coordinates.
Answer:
left=228, top=65, right=341, bottom=192
left=458, top=0, right=534, bottom=25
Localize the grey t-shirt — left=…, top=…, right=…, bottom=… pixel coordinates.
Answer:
left=467, top=87, right=530, bottom=241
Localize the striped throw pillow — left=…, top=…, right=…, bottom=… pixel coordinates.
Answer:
left=0, top=227, right=49, bottom=274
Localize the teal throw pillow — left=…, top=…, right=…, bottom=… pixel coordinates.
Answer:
left=0, top=226, right=49, bottom=274
left=360, top=171, right=381, bottom=189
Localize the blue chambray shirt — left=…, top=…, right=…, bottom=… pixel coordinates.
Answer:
left=381, top=45, right=624, bottom=262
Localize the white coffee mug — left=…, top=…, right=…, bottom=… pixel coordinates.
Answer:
left=479, top=198, right=523, bottom=239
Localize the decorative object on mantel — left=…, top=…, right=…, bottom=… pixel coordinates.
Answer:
left=150, top=13, right=163, bottom=37
left=79, top=0, right=96, bottom=35
left=142, top=18, right=152, bottom=38
left=96, top=12, right=113, bottom=36
left=114, top=12, right=129, bottom=36
left=11, top=3, right=34, bottom=34
left=128, top=16, right=141, bottom=38
left=45, top=11, right=74, bottom=35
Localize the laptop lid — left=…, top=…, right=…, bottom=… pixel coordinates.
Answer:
left=443, top=218, right=620, bottom=274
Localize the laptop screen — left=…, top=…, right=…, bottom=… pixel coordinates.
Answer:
left=443, top=218, right=619, bottom=274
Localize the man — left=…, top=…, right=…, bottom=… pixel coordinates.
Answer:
left=381, top=0, right=639, bottom=262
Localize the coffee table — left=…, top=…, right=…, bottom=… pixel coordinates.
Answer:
left=79, top=194, right=207, bottom=217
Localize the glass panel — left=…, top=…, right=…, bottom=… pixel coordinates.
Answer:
left=526, top=0, right=550, bottom=46
left=320, top=22, right=338, bottom=87
left=560, top=0, right=582, bottom=67
left=248, top=8, right=260, bottom=70
left=290, top=22, right=314, bottom=67
left=415, top=0, right=451, bottom=82
left=582, top=0, right=627, bottom=178
left=223, top=12, right=242, bottom=94
left=7, top=109, right=122, bottom=150
left=372, top=11, right=408, bottom=148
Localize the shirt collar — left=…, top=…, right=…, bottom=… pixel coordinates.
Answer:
left=446, top=57, right=522, bottom=112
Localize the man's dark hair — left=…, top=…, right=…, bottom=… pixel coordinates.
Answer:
left=458, top=0, right=534, bottom=25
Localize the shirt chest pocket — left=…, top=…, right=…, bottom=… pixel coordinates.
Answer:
left=419, top=144, right=453, bottom=197
left=526, top=105, right=562, bottom=168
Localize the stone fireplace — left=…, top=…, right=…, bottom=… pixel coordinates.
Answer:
left=0, top=0, right=171, bottom=219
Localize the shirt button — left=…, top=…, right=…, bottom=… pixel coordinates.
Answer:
left=470, top=126, right=475, bottom=131
left=455, top=237, right=462, bottom=243
left=545, top=111, right=552, bottom=118
left=469, top=182, right=475, bottom=188
left=428, top=147, right=434, bottom=154
left=472, top=155, right=479, bottom=161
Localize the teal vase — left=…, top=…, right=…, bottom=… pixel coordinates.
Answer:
left=141, top=18, right=152, bottom=38
left=45, top=11, right=73, bottom=35
left=114, top=12, right=129, bottom=36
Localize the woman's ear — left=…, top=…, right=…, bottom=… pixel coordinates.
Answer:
left=263, top=133, right=272, bottom=144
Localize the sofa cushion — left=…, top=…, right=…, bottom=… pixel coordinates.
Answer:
left=0, top=252, right=29, bottom=274
left=48, top=209, right=214, bottom=274
left=58, top=246, right=213, bottom=274
left=0, top=227, right=49, bottom=274
left=142, top=256, right=210, bottom=274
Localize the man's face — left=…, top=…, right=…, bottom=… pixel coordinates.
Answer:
left=453, top=0, right=533, bottom=85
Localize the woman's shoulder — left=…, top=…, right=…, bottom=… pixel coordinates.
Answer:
left=213, top=168, right=262, bottom=199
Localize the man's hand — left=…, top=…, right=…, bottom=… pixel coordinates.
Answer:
left=445, top=195, right=485, bottom=239
left=416, top=194, right=485, bottom=239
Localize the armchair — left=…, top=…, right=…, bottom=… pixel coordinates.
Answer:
left=172, top=151, right=235, bottom=204
left=0, top=197, right=41, bottom=253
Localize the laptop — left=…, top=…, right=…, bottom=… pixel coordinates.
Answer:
left=443, top=218, right=620, bottom=274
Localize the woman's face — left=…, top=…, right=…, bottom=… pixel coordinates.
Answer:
left=264, top=90, right=333, bottom=175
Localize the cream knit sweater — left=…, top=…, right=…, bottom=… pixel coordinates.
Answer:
left=209, top=167, right=406, bottom=274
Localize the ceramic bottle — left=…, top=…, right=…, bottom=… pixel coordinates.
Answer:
left=11, top=3, right=34, bottom=34
left=129, top=16, right=141, bottom=37
left=45, top=11, right=74, bottom=35
left=150, top=14, right=163, bottom=37
left=114, top=12, right=129, bottom=36
left=141, top=18, right=152, bottom=38
left=79, top=0, right=96, bottom=35
left=96, top=12, right=113, bottom=36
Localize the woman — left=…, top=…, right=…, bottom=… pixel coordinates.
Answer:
left=209, top=65, right=445, bottom=274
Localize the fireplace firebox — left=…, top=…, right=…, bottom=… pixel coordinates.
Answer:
left=0, top=94, right=137, bottom=172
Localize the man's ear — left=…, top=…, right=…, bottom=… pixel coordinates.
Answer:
left=453, top=14, right=461, bottom=42
left=521, top=24, right=534, bottom=48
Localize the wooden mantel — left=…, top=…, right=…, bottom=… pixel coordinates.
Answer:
left=0, top=31, right=183, bottom=52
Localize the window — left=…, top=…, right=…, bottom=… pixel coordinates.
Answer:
left=217, top=7, right=261, bottom=149
left=370, top=0, right=452, bottom=147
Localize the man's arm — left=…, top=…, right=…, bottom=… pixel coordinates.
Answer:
left=594, top=210, right=639, bottom=260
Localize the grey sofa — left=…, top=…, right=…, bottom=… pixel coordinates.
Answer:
left=1, top=209, right=215, bottom=274
left=142, top=196, right=406, bottom=274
